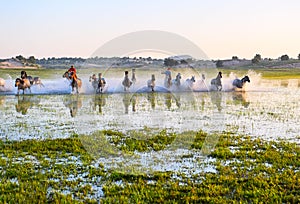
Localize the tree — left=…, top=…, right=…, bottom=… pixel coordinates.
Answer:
left=164, top=58, right=179, bottom=66
left=280, top=54, right=289, bottom=61
left=232, top=56, right=238, bottom=60
left=28, top=56, right=36, bottom=64
left=298, top=53, right=300, bottom=60
left=252, top=54, right=262, bottom=63
left=16, top=55, right=26, bottom=62
left=180, top=59, right=188, bottom=64
left=216, top=60, right=223, bottom=68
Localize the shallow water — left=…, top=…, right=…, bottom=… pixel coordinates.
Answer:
left=0, top=69, right=299, bottom=143
left=0, top=85, right=299, bottom=143
left=1, top=72, right=300, bottom=195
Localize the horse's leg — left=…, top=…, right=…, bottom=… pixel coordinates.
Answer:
left=76, top=84, right=79, bottom=94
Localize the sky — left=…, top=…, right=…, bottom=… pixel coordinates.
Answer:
left=1, top=0, right=300, bottom=60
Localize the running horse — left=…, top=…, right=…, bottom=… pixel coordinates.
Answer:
left=161, top=69, right=172, bottom=88
left=172, top=73, right=182, bottom=87
left=63, top=71, right=82, bottom=93
left=147, top=74, right=156, bottom=92
left=131, top=69, right=136, bottom=84
left=89, top=74, right=98, bottom=91
left=122, top=71, right=133, bottom=91
left=21, top=70, right=44, bottom=86
left=211, top=71, right=222, bottom=91
left=185, top=76, right=196, bottom=89
left=97, top=73, right=106, bottom=93
left=232, top=76, right=250, bottom=89
left=15, top=78, right=31, bottom=95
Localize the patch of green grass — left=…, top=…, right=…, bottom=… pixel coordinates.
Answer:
left=0, top=130, right=299, bottom=203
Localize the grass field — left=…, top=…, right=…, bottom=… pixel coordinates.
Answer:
left=0, top=130, right=299, bottom=203
left=1, top=66, right=300, bottom=80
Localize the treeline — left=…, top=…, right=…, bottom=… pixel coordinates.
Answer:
left=216, top=53, right=300, bottom=68
left=36, top=57, right=85, bottom=65
left=13, top=55, right=38, bottom=67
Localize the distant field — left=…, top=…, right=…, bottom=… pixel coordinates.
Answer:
left=1, top=66, right=300, bottom=80
left=220, top=67, right=300, bottom=79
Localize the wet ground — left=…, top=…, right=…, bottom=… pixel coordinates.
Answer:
left=0, top=86, right=299, bottom=143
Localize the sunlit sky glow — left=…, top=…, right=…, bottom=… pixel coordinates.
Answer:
left=1, top=0, right=300, bottom=59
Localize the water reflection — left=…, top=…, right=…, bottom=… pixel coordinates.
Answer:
left=122, top=93, right=137, bottom=114
left=92, top=94, right=107, bottom=114
left=164, top=93, right=181, bottom=110
left=15, top=95, right=40, bottom=115
left=210, top=92, right=222, bottom=112
left=147, top=92, right=156, bottom=109
left=1, top=90, right=299, bottom=143
left=232, top=92, right=250, bottom=108
left=63, top=95, right=83, bottom=117
left=0, top=96, right=5, bottom=106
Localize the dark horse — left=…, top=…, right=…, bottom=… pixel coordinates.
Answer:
left=63, top=71, right=82, bottom=93
left=232, top=76, right=250, bottom=89
left=211, top=72, right=222, bottom=91
left=21, top=70, right=44, bottom=86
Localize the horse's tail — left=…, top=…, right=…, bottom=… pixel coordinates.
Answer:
left=77, top=78, right=82, bottom=88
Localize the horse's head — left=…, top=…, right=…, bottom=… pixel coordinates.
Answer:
left=243, top=76, right=250, bottom=83
left=21, top=70, right=27, bottom=79
left=62, top=71, right=69, bottom=79
left=191, top=76, right=196, bottom=82
left=89, top=74, right=96, bottom=82
left=151, top=74, right=155, bottom=81
left=15, top=78, right=23, bottom=87
left=218, top=72, right=222, bottom=79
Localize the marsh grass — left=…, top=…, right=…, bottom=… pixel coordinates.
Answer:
left=0, top=130, right=299, bottom=203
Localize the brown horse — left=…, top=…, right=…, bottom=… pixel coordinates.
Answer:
left=21, top=70, right=44, bottom=87
left=15, top=78, right=31, bottom=95
left=63, top=71, right=82, bottom=93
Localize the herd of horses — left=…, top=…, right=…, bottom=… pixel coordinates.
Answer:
left=0, top=69, right=251, bottom=95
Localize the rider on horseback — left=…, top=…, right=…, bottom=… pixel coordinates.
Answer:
left=67, top=65, right=78, bottom=86
left=97, top=73, right=106, bottom=93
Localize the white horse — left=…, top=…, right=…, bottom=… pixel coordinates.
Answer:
left=89, top=74, right=98, bottom=90
left=185, top=76, right=196, bottom=89
left=28, top=76, right=44, bottom=87
left=147, top=74, right=156, bottom=92
left=172, top=73, right=182, bottom=87
left=211, top=72, right=222, bottom=91
left=131, top=69, right=136, bottom=84
left=161, top=69, right=172, bottom=88
left=122, top=71, right=133, bottom=91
